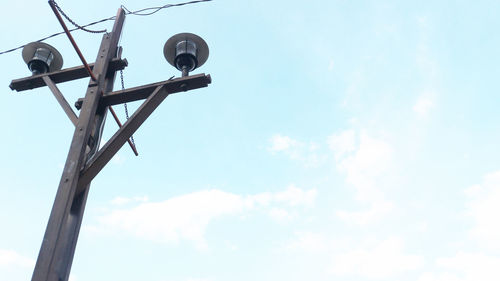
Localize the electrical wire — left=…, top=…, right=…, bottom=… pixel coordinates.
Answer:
left=0, top=0, right=212, bottom=56
left=121, top=0, right=212, bottom=16
left=0, top=17, right=112, bottom=55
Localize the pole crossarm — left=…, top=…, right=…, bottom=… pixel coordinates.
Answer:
left=75, top=73, right=211, bottom=109
left=9, top=58, right=127, bottom=92
left=77, top=73, right=211, bottom=188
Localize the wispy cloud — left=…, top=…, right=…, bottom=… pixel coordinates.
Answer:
left=414, top=14, right=439, bottom=119
left=110, top=153, right=126, bottom=165
left=110, top=195, right=149, bottom=206
left=328, top=237, right=424, bottom=278
left=273, top=185, right=317, bottom=207
left=464, top=170, right=500, bottom=249
left=329, top=130, right=395, bottom=224
left=416, top=170, right=500, bottom=281
left=336, top=200, right=394, bottom=226
left=0, top=249, right=35, bottom=268
left=99, top=190, right=245, bottom=249
left=284, top=231, right=336, bottom=253
left=95, top=185, right=317, bottom=249
left=161, top=278, right=214, bottom=281
left=268, top=134, right=324, bottom=167
left=413, top=95, right=435, bottom=117
left=268, top=208, right=293, bottom=222
left=418, top=252, right=500, bottom=281
left=269, top=135, right=299, bottom=153
left=437, top=252, right=500, bottom=280
left=327, top=129, right=356, bottom=160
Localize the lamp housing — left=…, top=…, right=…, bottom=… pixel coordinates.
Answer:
left=22, top=42, right=63, bottom=75
left=164, top=33, right=209, bottom=77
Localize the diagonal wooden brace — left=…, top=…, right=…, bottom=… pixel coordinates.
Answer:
left=42, top=76, right=78, bottom=126
left=77, top=73, right=211, bottom=190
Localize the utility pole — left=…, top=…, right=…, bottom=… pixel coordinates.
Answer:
left=9, top=4, right=211, bottom=281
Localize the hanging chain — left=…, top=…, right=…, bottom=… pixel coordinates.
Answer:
left=120, top=69, right=136, bottom=147
left=51, top=0, right=107, bottom=34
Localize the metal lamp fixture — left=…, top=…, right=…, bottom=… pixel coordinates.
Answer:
left=22, top=42, right=63, bottom=75
left=163, top=32, right=209, bottom=77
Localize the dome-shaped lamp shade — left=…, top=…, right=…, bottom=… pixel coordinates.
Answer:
left=22, top=42, right=63, bottom=75
left=163, top=33, right=209, bottom=77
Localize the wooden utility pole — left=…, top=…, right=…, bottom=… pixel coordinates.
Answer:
left=9, top=6, right=211, bottom=281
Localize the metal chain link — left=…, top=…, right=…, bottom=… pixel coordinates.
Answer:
left=120, top=69, right=136, bottom=147
left=51, top=0, right=107, bottom=34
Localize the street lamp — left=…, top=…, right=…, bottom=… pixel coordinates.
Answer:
left=164, top=32, right=209, bottom=77
left=22, top=42, right=63, bottom=75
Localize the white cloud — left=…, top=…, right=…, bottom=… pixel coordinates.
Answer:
left=336, top=200, right=393, bottom=226
left=416, top=15, right=438, bottom=80
left=464, top=170, right=500, bottom=249
left=419, top=252, right=500, bottom=281
left=269, top=135, right=299, bottom=153
left=273, top=185, right=317, bottom=207
left=268, top=208, right=293, bottom=222
left=414, top=221, right=429, bottom=233
left=163, top=278, right=213, bottom=281
left=329, top=130, right=395, bottom=224
left=417, top=272, right=462, bottom=281
left=327, top=129, right=356, bottom=160
left=100, top=190, right=245, bottom=249
left=111, top=153, right=126, bottom=165
left=285, top=231, right=331, bottom=253
left=97, top=186, right=317, bottom=248
left=110, top=197, right=130, bottom=205
left=413, top=96, right=434, bottom=117
left=417, top=171, right=500, bottom=281
left=268, top=135, right=324, bottom=167
left=437, top=252, right=500, bottom=281
left=110, top=195, right=149, bottom=206
left=247, top=192, right=272, bottom=206
left=328, top=237, right=424, bottom=279
left=337, top=133, right=393, bottom=195
left=0, top=249, right=35, bottom=268
left=414, top=15, right=439, bottom=121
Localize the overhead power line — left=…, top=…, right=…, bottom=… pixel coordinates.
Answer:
left=0, top=0, right=212, bottom=56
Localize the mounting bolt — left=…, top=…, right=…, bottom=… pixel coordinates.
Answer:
left=180, top=83, right=188, bottom=92
left=75, top=100, right=82, bottom=110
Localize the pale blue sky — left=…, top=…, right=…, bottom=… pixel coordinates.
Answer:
left=1, top=1, right=500, bottom=281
